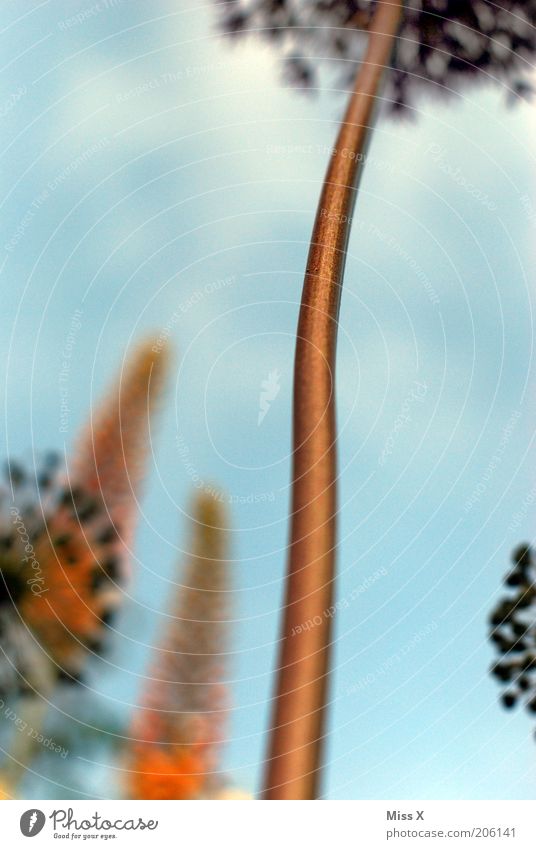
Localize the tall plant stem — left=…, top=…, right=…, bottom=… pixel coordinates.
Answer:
left=263, top=0, right=404, bottom=800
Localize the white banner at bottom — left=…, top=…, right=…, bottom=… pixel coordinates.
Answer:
left=1, top=800, right=535, bottom=848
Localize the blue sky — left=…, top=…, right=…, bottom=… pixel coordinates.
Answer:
left=1, top=1, right=536, bottom=799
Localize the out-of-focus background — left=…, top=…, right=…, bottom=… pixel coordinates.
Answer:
left=1, top=0, right=535, bottom=799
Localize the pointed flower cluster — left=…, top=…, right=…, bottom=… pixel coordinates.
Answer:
left=69, top=341, right=169, bottom=546
left=127, top=492, right=230, bottom=800
left=216, top=1, right=536, bottom=108
left=489, top=544, right=536, bottom=722
left=0, top=343, right=169, bottom=694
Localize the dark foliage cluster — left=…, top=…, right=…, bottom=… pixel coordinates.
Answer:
left=0, top=455, right=61, bottom=612
left=215, top=1, right=536, bottom=108
left=489, top=544, right=536, bottom=725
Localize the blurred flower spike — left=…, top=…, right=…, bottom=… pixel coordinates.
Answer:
left=127, top=490, right=232, bottom=800
left=0, top=341, right=170, bottom=694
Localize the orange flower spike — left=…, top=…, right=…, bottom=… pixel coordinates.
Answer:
left=19, top=507, right=122, bottom=671
left=142, top=492, right=229, bottom=748
left=129, top=746, right=206, bottom=800
left=127, top=491, right=230, bottom=799
left=0, top=341, right=170, bottom=686
left=70, top=341, right=170, bottom=539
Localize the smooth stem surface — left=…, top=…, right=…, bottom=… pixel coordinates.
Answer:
left=263, top=0, right=404, bottom=800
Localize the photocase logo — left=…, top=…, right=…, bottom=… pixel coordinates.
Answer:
left=20, top=809, right=46, bottom=837
left=257, top=369, right=281, bottom=426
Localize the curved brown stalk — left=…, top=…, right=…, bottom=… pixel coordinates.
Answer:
left=263, top=0, right=404, bottom=800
